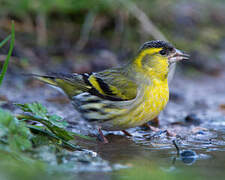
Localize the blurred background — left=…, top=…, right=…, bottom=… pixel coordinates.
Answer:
left=0, top=0, right=225, bottom=76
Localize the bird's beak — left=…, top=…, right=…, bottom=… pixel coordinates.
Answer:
left=168, top=49, right=189, bottom=64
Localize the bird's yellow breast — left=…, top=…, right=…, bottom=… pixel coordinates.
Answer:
left=104, top=79, right=169, bottom=130
left=139, top=79, right=169, bottom=121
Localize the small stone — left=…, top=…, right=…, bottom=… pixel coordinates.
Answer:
left=180, top=150, right=197, bottom=165
left=185, top=113, right=202, bottom=125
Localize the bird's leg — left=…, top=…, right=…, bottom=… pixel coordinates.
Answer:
left=142, top=117, right=177, bottom=137
left=142, top=123, right=160, bottom=132
left=142, top=116, right=160, bottom=131
left=151, top=116, right=159, bottom=127
left=97, top=127, right=109, bottom=144
left=122, top=130, right=132, bottom=137
left=166, top=130, right=176, bottom=137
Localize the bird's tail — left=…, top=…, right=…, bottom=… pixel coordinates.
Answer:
left=29, top=74, right=58, bottom=86
left=26, top=73, right=88, bottom=98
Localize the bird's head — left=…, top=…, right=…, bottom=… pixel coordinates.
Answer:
left=132, top=40, right=189, bottom=81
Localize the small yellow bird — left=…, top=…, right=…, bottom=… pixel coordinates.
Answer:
left=33, top=40, right=189, bottom=142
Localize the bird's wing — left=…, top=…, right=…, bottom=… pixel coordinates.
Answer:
left=33, top=70, right=137, bottom=101
left=89, top=69, right=137, bottom=101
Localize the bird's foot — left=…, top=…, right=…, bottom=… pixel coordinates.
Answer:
left=150, top=117, right=160, bottom=127
left=143, top=123, right=177, bottom=137
left=165, top=130, right=176, bottom=137
left=143, top=123, right=160, bottom=132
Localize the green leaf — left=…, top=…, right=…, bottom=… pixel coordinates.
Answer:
left=0, top=35, right=11, bottom=48
left=16, top=102, right=68, bottom=128
left=21, top=114, right=74, bottom=141
left=28, top=125, right=81, bottom=151
left=48, top=115, right=68, bottom=128
left=16, top=102, right=95, bottom=143
left=16, top=102, right=74, bottom=141
left=0, top=21, right=15, bottom=86
left=16, top=102, right=48, bottom=118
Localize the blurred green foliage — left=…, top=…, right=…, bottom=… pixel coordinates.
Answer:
left=1, top=0, right=225, bottom=64
left=0, top=0, right=116, bottom=15
left=0, top=22, right=14, bottom=86
left=0, top=100, right=96, bottom=178
left=0, top=108, right=48, bottom=180
left=0, top=103, right=93, bottom=179
left=0, top=108, right=32, bottom=151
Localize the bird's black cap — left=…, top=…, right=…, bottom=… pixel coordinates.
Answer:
left=139, top=40, right=174, bottom=54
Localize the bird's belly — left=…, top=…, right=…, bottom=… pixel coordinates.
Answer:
left=101, top=82, right=169, bottom=131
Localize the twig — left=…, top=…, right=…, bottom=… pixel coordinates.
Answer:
left=119, top=0, right=167, bottom=41
left=172, top=140, right=180, bottom=156
left=75, top=10, right=97, bottom=51
left=36, top=12, right=47, bottom=46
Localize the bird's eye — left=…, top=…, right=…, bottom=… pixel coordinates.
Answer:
left=159, top=50, right=166, bottom=55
